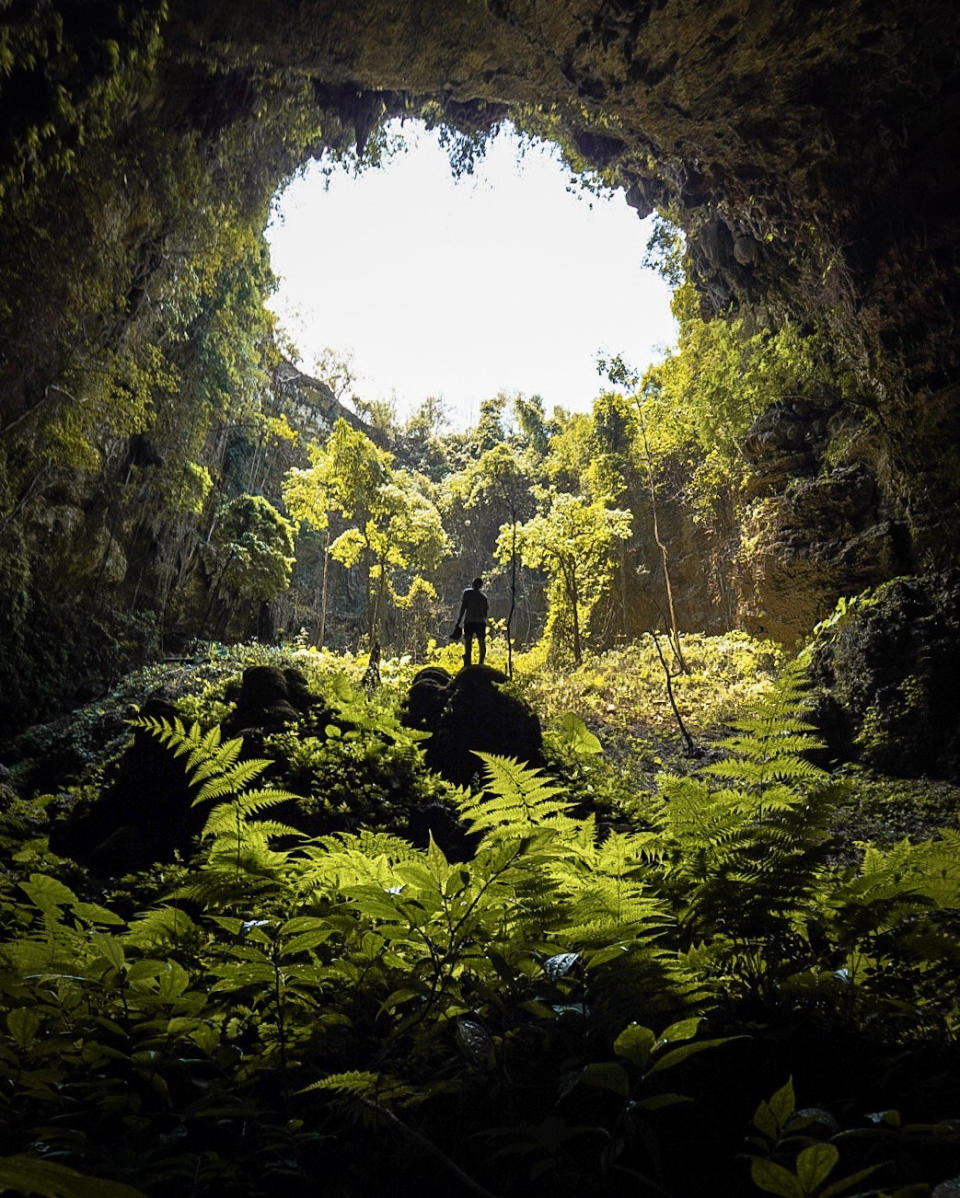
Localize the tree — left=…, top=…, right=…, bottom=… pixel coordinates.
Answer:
left=470, top=394, right=508, bottom=457
left=283, top=419, right=447, bottom=647
left=283, top=418, right=390, bottom=645
left=512, top=393, right=553, bottom=459
left=599, top=354, right=687, bottom=670
left=201, top=494, right=294, bottom=638
left=586, top=391, right=644, bottom=641
left=500, top=490, right=631, bottom=664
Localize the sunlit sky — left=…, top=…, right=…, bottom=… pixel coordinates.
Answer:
left=265, top=122, right=676, bottom=430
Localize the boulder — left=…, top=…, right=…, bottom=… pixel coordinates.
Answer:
left=222, top=665, right=317, bottom=736
left=806, top=571, right=960, bottom=777
left=403, top=666, right=454, bottom=732
left=406, top=665, right=544, bottom=789
left=48, top=698, right=202, bottom=872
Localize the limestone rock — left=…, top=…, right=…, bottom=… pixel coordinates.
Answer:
left=403, top=665, right=544, bottom=788
left=222, top=665, right=318, bottom=736
left=806, top=572, right=960, bottom=778
left=735, top=464, right=907, bottom=643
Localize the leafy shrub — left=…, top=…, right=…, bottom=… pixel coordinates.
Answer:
left=264, top=724, right=458, bottom=838
left=0, top=658, right=959, bottom=1196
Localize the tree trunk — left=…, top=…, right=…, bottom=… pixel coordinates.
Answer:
left=635, top=407, right=687, bottom=673
left=568, top=565, right=582, bottom=665
left=316, top=528, right=330, bottom=647
left=507, top=517, right=517, bottom=678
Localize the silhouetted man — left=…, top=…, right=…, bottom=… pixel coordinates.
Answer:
left=454, top=577, right=488, bottom=667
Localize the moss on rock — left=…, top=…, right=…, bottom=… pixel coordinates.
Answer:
left=806, top=572, right=960, bottom=777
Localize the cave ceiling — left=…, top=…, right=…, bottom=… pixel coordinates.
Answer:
left=171, top=0, right=960, bottom=397
left=1, top=0, right=958, bottom=557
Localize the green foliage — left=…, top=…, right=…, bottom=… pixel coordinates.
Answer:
left=623, top=286, right=848, bottom=523
left=1, top=652, right=959, bottom=1194
left=500, top=489, right=632, bottom=664
left=746, top=1076, right=952, bottom=1198
left=207, top=493, right=295, bottom=610
left=284, top=419, right=448, bottom=642
left=651, top=664, right=842, bottom=940
left=263, top=717, right=453, bottom=839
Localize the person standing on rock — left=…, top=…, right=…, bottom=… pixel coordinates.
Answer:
left=454, top=576, right=488, bottom=668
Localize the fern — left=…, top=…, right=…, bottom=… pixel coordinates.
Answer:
left=132, top=714, right=303, bottom=886
left=651, top=662, right=842, bottom=943
left=458, top=752, right=577, bottom=839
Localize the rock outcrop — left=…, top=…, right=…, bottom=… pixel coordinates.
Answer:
left=404, top=666, right=544, bottom=788
left=806, top=572, right=960, bottom=778
left=48, top=699, right=201, bottom=874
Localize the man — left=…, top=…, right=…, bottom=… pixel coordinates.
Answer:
left=454, top=576, right=489, bottom=667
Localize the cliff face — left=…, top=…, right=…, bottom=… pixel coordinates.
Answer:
left=0, top=0, right=958, bottom=720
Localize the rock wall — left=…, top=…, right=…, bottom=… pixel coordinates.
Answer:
left=142, top=0, right=960, bottom=602
left=1, top=0, right=958, bottom=716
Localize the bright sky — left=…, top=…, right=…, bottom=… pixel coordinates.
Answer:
left=265, top=122, right=676, bottom=430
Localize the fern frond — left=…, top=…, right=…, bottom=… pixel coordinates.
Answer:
left=126, top=905, right=200, bottom=948
left=188, top=735, right=244, bottom=784
left=459, top=753, right=574, bottom=837
left=193, top=759, right=272, bottom=804
left=184, top=723, right=223, bottom=772
left=301, top=1070, right=423, bottom=1109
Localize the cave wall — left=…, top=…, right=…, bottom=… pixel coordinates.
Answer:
left=1, top=0, right=959, bottom=721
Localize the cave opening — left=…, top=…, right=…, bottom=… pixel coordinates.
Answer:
left=263, top=117, right=677, bottom=429
left=1, top=11, right=960, bottom=1190
left=0, top=0, right=957, bottom=732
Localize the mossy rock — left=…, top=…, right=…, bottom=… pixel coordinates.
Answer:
left=806, top=571, right=960, bottom=777
left=421, top=665, right=544, bottom=788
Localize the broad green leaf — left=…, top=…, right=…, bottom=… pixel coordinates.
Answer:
left=72, top=902, right=125, bottom=926
left=819, top=1164, right=883, bottom=1198
left=613, top=1023, right=656, bottom=1068
left=92, top=934, right=125, bottom=972
left=378, top=988, right=422, bottom=1015
left=518, top=1000, right=557, bottom=1019
left=155, top=961, right=191, bottom=1002
left=164, top=1017, right=202, bottom=1037
left=646, top=1037, right=736, bottom=1075
left=0, top=1155, right=145, bottom=1197
left=580, top=1061, right=630, bottom=1097
left=584, top=943, right=628, bottom=969
left=770, top=1077, right=796, bottom=1127
left=281, top=930, right=333, bottom=956
left=126, top=959, right=173, bottom=985
left=210, top=916, right=245, bottom=935
left=20, top=874, right=78, bottom=911
left=754, top=1100, right=779, bottom=1140
left=209, top=964, right=277, bottom=989
left=558, top=712, right=602, bottom=755
left=750, top=1157, right=804, bottom=1198
left=222, top=944, right=270, bottom=964
left=7, top=1008, right=41, bottom=1048
left=191, top=1024, right=219, bottom=1055
left=280, top=916, right=331, bottom=936
left=394, top=862, right=443, bottom=893
left=796, top=1143, right=839, bottom=1192
left=444, top=868, right=471, bottom=898
left=653, top=1017, right=701, bottom=1049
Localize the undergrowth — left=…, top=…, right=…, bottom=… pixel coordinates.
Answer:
left=517, top=632, right=784, bottom=750
left=0, top=654, right=958, bottom=1196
